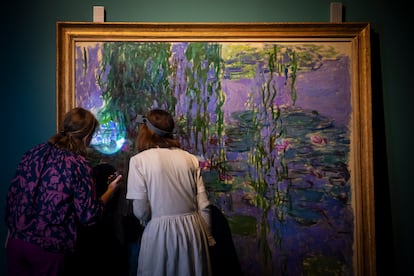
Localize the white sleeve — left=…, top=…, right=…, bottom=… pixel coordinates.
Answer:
left=127, top=156, right=151, bottom=225
left=132, top=199, right=151, bottom=225
left=126, top=156, right=147, bottom=200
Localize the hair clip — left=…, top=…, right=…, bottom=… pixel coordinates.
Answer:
left=136, top=114, right=146, bottom=124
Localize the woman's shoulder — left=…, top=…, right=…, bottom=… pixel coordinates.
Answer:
left=169, top=148, right=200, bottom=165
left=26, top=142, right=49, bottom=152
left=161, top=147, right=195, bottom=157
left=133, top=147, right=198, bottom=158
left=22, top=142, right=53, bottom=160
left=44, top=142, right=90, bottom=166
left=132, top=147, right=191, bottom=159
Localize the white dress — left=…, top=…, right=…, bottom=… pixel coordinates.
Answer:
left=127, top=148, right=214, bottom=276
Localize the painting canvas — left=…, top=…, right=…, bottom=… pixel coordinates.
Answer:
left=56, top=22, right=375, bottom=276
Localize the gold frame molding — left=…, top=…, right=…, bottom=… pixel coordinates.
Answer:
left=56, top=22, right=374, bottom=276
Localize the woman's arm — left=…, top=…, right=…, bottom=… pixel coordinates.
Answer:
left=100, top=174, right=123, bottom=205
left=132, top=199, right=151, bottom=225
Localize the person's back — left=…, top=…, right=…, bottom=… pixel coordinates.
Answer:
left=133, top=148, right=199, bottom=216
left=6, top=142, right=99, bottom=252
left=5, top=107, right=123, bottom=276
left=127, top=109, right=215, bottom=276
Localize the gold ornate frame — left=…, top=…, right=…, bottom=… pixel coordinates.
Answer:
left=56, top=22, right=374, bottom=275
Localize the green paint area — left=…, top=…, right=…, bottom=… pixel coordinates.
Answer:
left=227, top=215, right=257, bottom=236
left=303, top=255, right=345, bottom=275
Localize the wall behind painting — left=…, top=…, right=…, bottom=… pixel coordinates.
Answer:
left=1, top=0, right=412, bottom=275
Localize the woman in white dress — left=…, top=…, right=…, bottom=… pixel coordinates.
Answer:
left=127, top=109, right=216, bottom=276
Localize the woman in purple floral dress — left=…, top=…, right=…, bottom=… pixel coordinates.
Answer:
left=4, top=107, right=123, bottom=276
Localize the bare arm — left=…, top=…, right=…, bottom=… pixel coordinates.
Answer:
left=100, top=174, right=123, bottom=205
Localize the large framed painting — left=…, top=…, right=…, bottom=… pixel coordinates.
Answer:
left=56, top=22, right=375, bottom=276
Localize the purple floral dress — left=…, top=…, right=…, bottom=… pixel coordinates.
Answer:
left=5, top=142, right=104, bottom=253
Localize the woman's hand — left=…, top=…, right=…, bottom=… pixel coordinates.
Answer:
left=108, top=173, right=123, bottom=191
left=101, top=174, right=123, bottom=205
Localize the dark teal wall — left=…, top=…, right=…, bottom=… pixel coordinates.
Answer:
left=2, top=1, right=412, bottom=275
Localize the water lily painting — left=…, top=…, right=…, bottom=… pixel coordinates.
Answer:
left=57, top=22, right=375, bottom=276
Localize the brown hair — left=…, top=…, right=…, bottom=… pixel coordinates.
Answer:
left=136, top=109, right=180, bottom=152
left=48, top=107, right=99, bottom=156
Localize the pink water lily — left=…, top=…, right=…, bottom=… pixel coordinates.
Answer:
left=310, top=135, right=328, bottom=145
left=219, top=173, right=233, bottom=183
left=199, top=159, right=211, bottom=170
left=275, top=139, right=290, bottom=152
